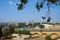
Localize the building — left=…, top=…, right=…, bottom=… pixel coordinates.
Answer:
left=24, top=37, right=40, bottom=40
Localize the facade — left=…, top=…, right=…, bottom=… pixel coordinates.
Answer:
left=30, top=30, right=60, bottom=39
left=28, top=23, right=60, bottom=39
left=24, top=37, right=40, bottom=40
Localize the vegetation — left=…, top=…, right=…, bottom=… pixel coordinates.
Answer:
left=45, top=35, right=52, bottom=40
left=0, top=25, right=2, bottom=38
left=17, top=0, right=60, bottom=22
left=33, top=23, right=41, bottom=27
left=19, top=30, right=30, bottom=35
left=18, top=23, right=41, bottom=28
left=39, top=25, right=44, bottom=33
left=17, top=0, right=60, bottom=11
left=18, top=23, right=28, bottom=28
left=9, top=25, right=16, bottom=34
left=2, top=28, right=10, bottom=37
left=2, top=25, right=16, bottom=37
left=14, top=30, right=30, bottom=35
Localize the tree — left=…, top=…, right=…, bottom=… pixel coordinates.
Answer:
left=2, top=27, right=10, bottom=37
left=39, top=25, right=44, bottom=33
left=45, top=35, right=52, bottom=40
left=2, top=25, right=15, bottom=37
left=17, top=0, right=60, bottom=22
left=9, top=25, right=15, bottom=34
left=0, top=25, right=3, bottom=38
left=14, top=30, right=30, bottom=35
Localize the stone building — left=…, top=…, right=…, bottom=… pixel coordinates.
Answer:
left=24, top=37, right=40, bottom=40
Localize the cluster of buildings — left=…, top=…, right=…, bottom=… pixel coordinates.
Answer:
left=0, top=22, right=60, bottom=40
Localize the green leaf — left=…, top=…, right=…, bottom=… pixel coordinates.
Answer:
left=36, top=2, right=40, bottom=11
left=39, top=25, right=44, bottom=28
left=47, top=17, right=51, bottom=22
left=42, top=16, right=46, bottom=20
left=20, top=0, right=28, bottom=4
left=39, top=3, right=43, bottom=8
left=45, top=35, right=52, bottom=40
left=18, top=3, right=23, bottom=10
left=48, top=0, right=57, bottom=4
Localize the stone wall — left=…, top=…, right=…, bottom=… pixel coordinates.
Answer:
left=30, top=30, right=60, bottom=39
left=24, top=37, right=40, bottom=40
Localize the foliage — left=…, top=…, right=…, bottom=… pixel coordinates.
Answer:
left=17, top=0, right=60, bottom=11
left=9, top=25, right=15, bottom=34
left=48, top=0, right=57, bottom=3
left=39, top=25, right=44, bottom=33
left=19, top=30, right=30, bottom=35
left=17, top=0, right=60, bottom=22
left=39, top=25, right=44, bottom=28
left=2, top=25, right=16, bottom=37
left=18, top=3, right=23, bottom=10
left=18, top=23, right=41, bottom=28
left=33, top=23, right=41, bottom=27
left=29, top=33, right=32, bottom=37
left=20, top=0, right=28, bottom=4
left=2, top=28, right=10, bottom=37
left=17, top=0, right=28, bottom=10
left=13, top=29, right=20, bottom=34
left=14, top=30, right=30, bottom=35
left=42, top=16, right=46, bottom=20
left=47, top=17, right=51, bottom=22
left=18, top=23, right=28, bottom=28
left=45, top=35, right=52, bottom=40
left=0, top=25, right=3, bottom=38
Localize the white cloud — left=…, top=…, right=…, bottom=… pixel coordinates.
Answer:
left=9, top=1, right=13, bottom=4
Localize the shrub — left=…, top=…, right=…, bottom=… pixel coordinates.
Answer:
left=45, top=35, right=52, bottom=40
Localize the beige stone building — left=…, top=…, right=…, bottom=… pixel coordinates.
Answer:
left=24, top=37, right=40, bottom=40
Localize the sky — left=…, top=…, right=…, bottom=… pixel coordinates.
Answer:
left=0, top=0, right=60, bottom=23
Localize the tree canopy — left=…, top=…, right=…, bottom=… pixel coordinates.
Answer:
left=45, top=35, right=52, bottom=40
left=17, top=0, right=60, bottom=10
left=16, top=0, right=60, bottom=22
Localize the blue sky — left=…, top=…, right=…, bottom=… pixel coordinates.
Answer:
left=0, top=0, right=60, bottom=23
